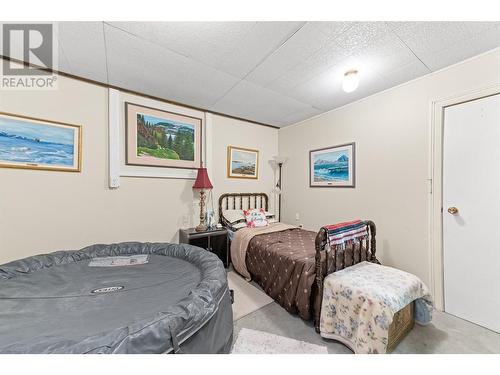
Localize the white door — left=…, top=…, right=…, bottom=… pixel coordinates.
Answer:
left=443, top=93, right=500, bottom=333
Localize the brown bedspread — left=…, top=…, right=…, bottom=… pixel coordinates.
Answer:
left=245, top=227, right=317, bottom=320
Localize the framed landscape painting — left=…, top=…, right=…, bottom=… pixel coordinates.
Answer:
left=310, top=142, right=355, bottom=187
left=125, top=103, right=202, bottom=169
left=0, top=112, right=82, bottom=172
left=227, top=146, right=259, bottom=179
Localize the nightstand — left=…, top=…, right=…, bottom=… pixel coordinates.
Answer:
left=179, top=227, right=229, bottom=267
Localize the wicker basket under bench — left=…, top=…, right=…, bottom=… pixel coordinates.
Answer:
left=314, top=221, right=415, bottom=353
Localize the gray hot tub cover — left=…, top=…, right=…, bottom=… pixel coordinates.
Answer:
left=0, top=242, right=233, bottom=354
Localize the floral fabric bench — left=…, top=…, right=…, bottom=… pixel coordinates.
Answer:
left=319, top=261, right=433, bottom=354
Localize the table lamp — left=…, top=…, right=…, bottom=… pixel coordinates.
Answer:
left=193, top=165, right=213, bottom=232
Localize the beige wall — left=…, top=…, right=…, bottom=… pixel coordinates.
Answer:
left=278, top=48, right=500, bottom=287
left=0, top=63, right=278, bottom=264
left=210, top=115, right=279, bottom=216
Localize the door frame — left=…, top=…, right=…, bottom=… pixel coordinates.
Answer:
left=429, top=84, right=500, bottom=311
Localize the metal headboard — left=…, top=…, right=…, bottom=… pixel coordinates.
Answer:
left=218, top=193, right=269, bottom=225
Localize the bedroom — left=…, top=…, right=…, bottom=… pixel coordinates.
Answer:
left=1, top=0, right=500, bottom=373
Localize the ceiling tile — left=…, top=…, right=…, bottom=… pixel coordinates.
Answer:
left=312, top=21, right=356, bottom=39
left=106, top=21, right=303, bottom=79
left=377, top=60, right=430, bottom=88
left=212, top=79, right=315, bottom=126
left=56, top=22, right=108, bottom=83
left=56, top=42, right=72, bottom=73
left=327, top=22, right=391, bottom=55
left=283, top=54, right=387, bottom=110
left=419, top=24, right=500, bottom=71
left=390, top=21, right=499, bottom=63
left=264, top=63, right=313, bottom=94
left=104, top=24, right=239, bottom=109
left=352, top=32, right=418, bottom=75
left=245, top=22, right=355, bottom=87
left=278, top=106, right=323, bottom=127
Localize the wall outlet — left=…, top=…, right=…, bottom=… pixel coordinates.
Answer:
left=295, top=213, right=300, bottom=221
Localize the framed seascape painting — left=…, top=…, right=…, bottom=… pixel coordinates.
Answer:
left=227, top=146, right=259, bottom=179
left=0, top=112, right=82, bottom=172
left=309, top=142, right=355, bottom=187
left=125, top=103, right=202, bottom=169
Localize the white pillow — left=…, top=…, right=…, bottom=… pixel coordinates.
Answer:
left=222, top=209, right=245, bottom=224
left=243, top=208, right=269, bottom=228
left=231, top=222, right=247, bottom=230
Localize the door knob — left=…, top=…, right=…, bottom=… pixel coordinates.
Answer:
left=447, top=207, right=459, bottom=215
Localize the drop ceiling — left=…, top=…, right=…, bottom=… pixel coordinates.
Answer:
left=3, top=21, right=500, bottom=127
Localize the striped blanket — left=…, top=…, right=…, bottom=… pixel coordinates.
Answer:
left=324, top=220, right=368, bottom=248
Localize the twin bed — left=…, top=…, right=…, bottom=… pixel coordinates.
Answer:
left=219, top=192, right=379, bottom=329
left=221, top=192, right=426, bottom=353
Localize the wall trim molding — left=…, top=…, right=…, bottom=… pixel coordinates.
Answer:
left=429, top=83, right=500, bottom=311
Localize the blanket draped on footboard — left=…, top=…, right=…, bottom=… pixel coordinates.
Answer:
left=324, top=220, right=369, bottom=248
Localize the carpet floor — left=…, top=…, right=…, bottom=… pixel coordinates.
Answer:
left=232, top=328, right=328, bottom=354
left=233, top=302, right=500, bottom=354
left=227, top=271, right=274, bottom=321
left=228, top=268, right=500, bottom=354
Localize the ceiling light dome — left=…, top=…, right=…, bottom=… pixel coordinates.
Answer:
left=342, top=69, right=359, bottom=93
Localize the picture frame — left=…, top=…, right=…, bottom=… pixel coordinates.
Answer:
left=309, top=142, right=355, bottom=187
left=0, top=111, right=82, bottom=172
left=227, top=146, right=259, bottom=179
left=125, top=102, right=202, bottom=169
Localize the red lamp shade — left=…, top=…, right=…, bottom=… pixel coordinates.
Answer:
left=193, top=167, right=213, bottom=189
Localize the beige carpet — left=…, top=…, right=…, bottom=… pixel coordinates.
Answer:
left=227, top=271, right=274, bottom=321
left=232, top=328, right=329, bottom=354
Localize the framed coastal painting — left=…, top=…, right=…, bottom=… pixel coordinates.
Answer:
left=0, top=112, right=82, bottom=172
left=227, top=146, right=259, bottom=179
left=125, top=102, right=202, bottom=169
left=309, top=142, right=355, bottom=187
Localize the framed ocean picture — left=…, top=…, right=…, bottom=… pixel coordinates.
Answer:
left=227, top=146, right=259, bottom=179
left=309, top=142, right=355, bottom=187
left=0, top=112, right=82, bottom=172
left=125, top=102, right=202, bottom=169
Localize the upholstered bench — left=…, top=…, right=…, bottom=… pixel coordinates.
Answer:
left=319, top=262, right=432, bottom=354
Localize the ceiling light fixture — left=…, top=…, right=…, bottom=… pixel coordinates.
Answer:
left=342, top=69, right=359, bottom=93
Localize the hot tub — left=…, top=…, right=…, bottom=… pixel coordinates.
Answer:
left=0, top=242, right=233, bottom=353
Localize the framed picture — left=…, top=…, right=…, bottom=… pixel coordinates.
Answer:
left=309, top=142, right=355, bottom=187
left=0, top=112, right=82, bottom=172
left=125, top=102, right=202, bottom=169
left=227, top=146, right=259, bottom=179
